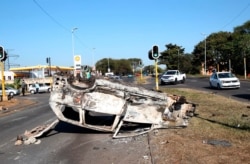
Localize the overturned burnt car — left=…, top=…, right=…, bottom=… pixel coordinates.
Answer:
left=49, top=73, right=196, bottom=138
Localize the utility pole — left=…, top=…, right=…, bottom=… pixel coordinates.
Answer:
left=201, top=33, right=207, bottom=75
left=46, top=57, right=51, bottom=76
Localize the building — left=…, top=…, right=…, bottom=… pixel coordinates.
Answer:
left=0, top=65, right=74, bottom=84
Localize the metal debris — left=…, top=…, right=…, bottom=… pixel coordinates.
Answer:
left=203, top=139, right=232, bottom=147
left=48, top=73, right=196, bottom=138
left=15, top=119, right=59, bottom=145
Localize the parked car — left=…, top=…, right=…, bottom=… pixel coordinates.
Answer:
left=28, top=83, right=51, bottom=94
left=209, top=72, right=240, bottom=89
left=0, top=86, right=20, bottom=97
left=110, top=75, right=122, bottom=80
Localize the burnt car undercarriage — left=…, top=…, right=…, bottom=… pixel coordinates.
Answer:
left=47, top=73, right=196, bottom=138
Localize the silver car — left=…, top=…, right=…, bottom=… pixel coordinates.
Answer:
left=0, top=86, right=20, bottom=97
left=209, top=72, right=240, bottom=89
left=28, top=83, right=51, bottom=94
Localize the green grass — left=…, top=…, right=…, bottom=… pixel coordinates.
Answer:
left=161, top=88, right=250, bottom=130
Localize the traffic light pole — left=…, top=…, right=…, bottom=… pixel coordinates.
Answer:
left=1, top=62, right=7, bottom=101
left=155, top=59, right=159, bottom=91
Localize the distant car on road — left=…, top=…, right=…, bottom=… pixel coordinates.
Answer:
left=160, top=70, right=186, bottom=85
left=209, top=71, right=240, bottom=89
left=110, top=75, right=122, bottom=80
left=127, top=74, right=134, bottom=78
left=28, top=83, right=51, bottom=94
left=0, top=86, right=20, bottom=97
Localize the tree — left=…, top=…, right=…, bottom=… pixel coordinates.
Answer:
left=192, top=31, right=233, bottom=73
left=96, top=58, right=138, bottom=75
left=233, top=21, right=250, bottom=74
left=160, top=43, right=185, bottom=71
left=114, top=59, right=132, bottom=75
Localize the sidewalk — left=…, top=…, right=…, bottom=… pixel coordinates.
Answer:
left=0, top=94, right=38, bottom=117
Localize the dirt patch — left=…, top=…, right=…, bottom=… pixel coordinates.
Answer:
left=0, top=98, right=20, bottom=109
left=0, top=97, right=36, bottom=116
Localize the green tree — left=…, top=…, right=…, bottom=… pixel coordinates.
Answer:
left=192, top=32, right=233, bottom=73
left=232, top=21, right=250, bottom=74
left=159, top=43, right=186, bottom=71
left=96, top=58, right=137, bottom=75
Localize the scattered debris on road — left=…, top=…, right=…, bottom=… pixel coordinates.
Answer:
left=15, top=119, right=59, bottom=145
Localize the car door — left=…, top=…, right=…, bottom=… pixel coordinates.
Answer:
left=211, top=73, right=218, bottom=87
left=0, top=87, right=10, bottom=96
left=39, top=84, right=46, bottom=92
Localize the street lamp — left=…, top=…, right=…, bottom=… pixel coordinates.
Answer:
left=201, top=33, right=207, bottom=75
left=92, top=48, right=96, bottom=71
left=177, top=49, right=179, bottom=70
left=72, top=27, right=78, bottom=60
left=107, top=57, right=110, bottom=72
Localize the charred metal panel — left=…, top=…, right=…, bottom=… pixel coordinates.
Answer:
left=49, top=73, right=196, bottom=138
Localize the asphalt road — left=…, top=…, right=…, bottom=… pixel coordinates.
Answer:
left=145, top=76, right=250, bottom=103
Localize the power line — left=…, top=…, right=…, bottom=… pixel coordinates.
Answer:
left=221, top=3, right=250, bottom=30
left=33, top=0, right=70, bottom=33
left=33, top=0, right=94, bottom=54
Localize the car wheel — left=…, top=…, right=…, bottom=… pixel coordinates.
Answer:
left=30, top=90, right=35, bottom=94
left=174, top=78, right=178, bottom=85
left=48, top=88, right=51, bottom=92
left=209, top=82, right=213, bottom=88
left=181, top=77, right=185, bottom=84
left=217, top=83, right=221, bottom=90
left=9, top=92, right=14, bottom=97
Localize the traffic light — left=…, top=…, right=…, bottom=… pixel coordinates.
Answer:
left=148, top=50, right=154, bottom=60
left=152, top=45, right=160, bottom=59
left=148, top=45, right=160, bottom=60
left=0, top=46, right=7, bottom=62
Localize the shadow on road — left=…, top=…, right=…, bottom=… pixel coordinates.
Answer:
left=40, top=121, right=109, bottom=139
left=232, top=94, right=250, bottom=101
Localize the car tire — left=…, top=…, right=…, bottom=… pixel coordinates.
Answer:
left=217, top=84, right=221, bottom=90
left=181, top=77, right=185, bottom=84
left=30, top=90, right=35, bottom=94
left=209, top=82, right=213, bottom=88
left=9, top=92, right=14, bottom=97
left=48, top=88, right=51, bottom=92
left=174, top=78, right=178, bottom=85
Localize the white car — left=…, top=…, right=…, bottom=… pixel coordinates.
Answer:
left=209, top=72, right=240, bottom=89
left=160, top=70, right=186, bottom=85
left=28, top=83, right=51, bottom=94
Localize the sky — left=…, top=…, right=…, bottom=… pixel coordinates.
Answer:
left=1, top=0, right=250, bottom=70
